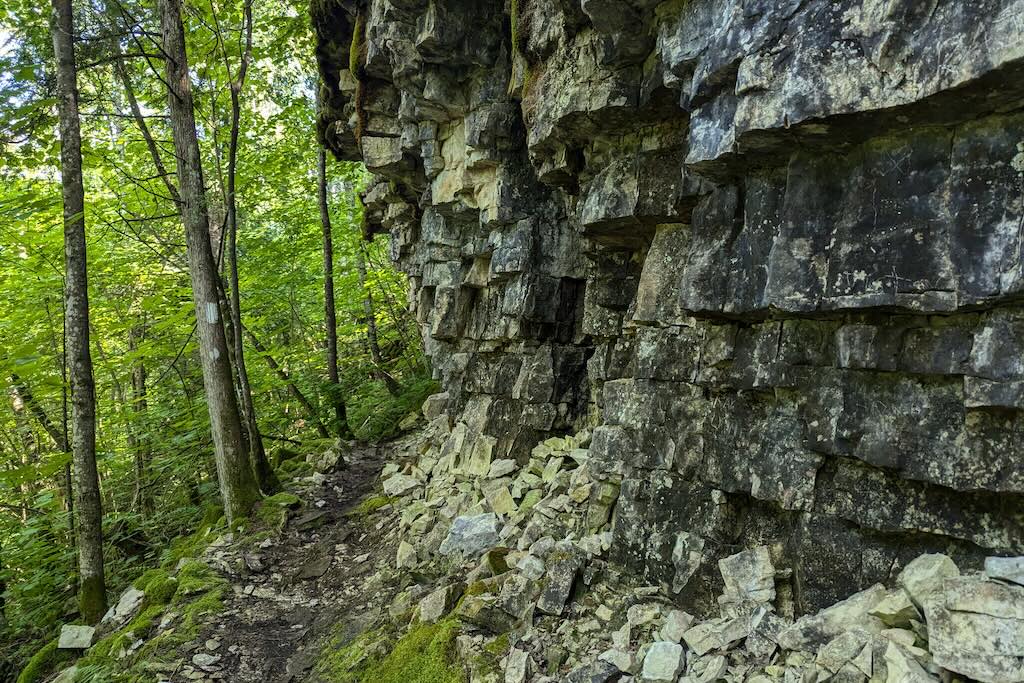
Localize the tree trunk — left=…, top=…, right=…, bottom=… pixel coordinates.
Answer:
left=356, top=240, right=401, bottom=396
left=319, top=150, right=351, bottom=438
left=9, top=374, right=66, bottom=452
left=128, top=325, right=153, bottom=516
left=9, top=388, right=38, bottom=518
left=221, top=0, right=277, bottom=492
left=160, top=0, right=261, bottom=524
left=51, top=0, right=107, bottom=623
left=242, top=325, right=331, bottom=439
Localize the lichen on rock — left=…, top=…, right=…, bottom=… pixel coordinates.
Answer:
left=310, top=0, right=1024, bottom=680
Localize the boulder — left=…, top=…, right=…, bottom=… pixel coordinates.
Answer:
left=659, top=609, right=694, bottom=643
left=536, top=548, right=582, bottom=615
left=439, top=513, right=501, bottom=557
left=927, top=575, right=1024, bottom=683
left=897, top=554, right=959, bottom=609
left=100, top=586, right=146, bottom=632
left=419, top=583, right=462, bottom=623
left=777, top=584, right=887, bottom=651
left=505, top=648, right=530, bottom=683
left=396, top=540, right=417, bottom=569
left=640, top=641, right=684, bottom=681
left=718, top=546, right=775, bottom=604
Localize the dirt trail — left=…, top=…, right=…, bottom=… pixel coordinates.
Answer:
left=182, top=444, right=402, bottom=683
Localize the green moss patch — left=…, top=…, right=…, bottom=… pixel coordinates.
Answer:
left=313, top=616, right=465, bottom=683
left=345, top=495, right=396, bottom=518
left=16, top=637, right=72, bottom=683
left=70, top=559, right=228, bottom=683
left=252, top=491, right=302, bottom=531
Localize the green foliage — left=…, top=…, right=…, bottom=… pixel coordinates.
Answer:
left=347, top=374, right=440, bottom=442
left=0, top=0, right=429, bottom=674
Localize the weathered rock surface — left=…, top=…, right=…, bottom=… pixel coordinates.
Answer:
left=315, top=0, right=1024, bottom=618
left=314, top=1, right=1024, bottom=667
left=439, top=513, right=502, bottom=557
left=57, top=624, right=95, bottom=649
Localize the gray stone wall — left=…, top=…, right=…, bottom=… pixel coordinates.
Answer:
left=314, top=0, right=1024, bottom=613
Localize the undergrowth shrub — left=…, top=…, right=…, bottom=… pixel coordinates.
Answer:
left=346, top=373, right=439, bottom=442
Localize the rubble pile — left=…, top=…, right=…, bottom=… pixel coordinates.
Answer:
left=379, top=418, right=1024, bottom=683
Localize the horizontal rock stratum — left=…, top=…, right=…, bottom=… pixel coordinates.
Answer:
left=312, top=0, right=1024, bottom=621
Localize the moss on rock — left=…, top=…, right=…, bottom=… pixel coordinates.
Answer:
left=313, top=616, right=466, bottom=683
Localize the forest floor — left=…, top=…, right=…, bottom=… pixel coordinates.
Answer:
left=179, top=443, right=403, bottom=683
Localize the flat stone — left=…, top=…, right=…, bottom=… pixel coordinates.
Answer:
left=718, top=546, right=775, bottom=603
left=984, top=555, right=1024, bottom=586
left=438, top=513, right=501, bottom=558
left=488, top=459, right=518, bottom=478
left=297, top=555, right=331, bottom=580
left=641, top=641, right=684, bottom=681
left=58, top=624, right=95, bottom=649
left=192, top=652, right=222, bottom=670
left=897, top=554, right=959, bottom=608
left=382, top=473, right=420, bottom=496
left=100, top=586, right=146, bottom=631
left=505, top=647, right=530, bottom=683
left=777, top=584, right=887, bottom=651
left=626, top=603, right=660, bottom=627
left=419, top=584, right=461, bottom=623
left=565, top=659, right=620, bottom=683
left=683, top=617, right=748, bottom=656
left=292, top=510, right=328, bottom=531
left=928, top=575, right=1024, bottom=682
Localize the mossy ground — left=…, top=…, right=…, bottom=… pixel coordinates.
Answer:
left=17, top=508, right=238, bottom=683
left=251, top=491, right=303, bottom=531
left=345, top=494, right=396, bottom=518
left=15, top=637, right=72, bottom=683
left=70, top=560, right=228, bottom=682
left=312, top=615, right=465, bottom=683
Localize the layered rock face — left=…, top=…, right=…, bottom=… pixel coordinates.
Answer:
left=314, top=0, right=1024, bottom=613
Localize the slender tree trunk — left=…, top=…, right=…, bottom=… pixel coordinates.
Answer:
left=9, top=390, right=37, bottom=518
left=219, top=0, right=277, bottom=492
left=242, top=325, right=331, bottom=439
left=356, top=241, right=401, bottom=396
left=51, top=0, right=106, bottom=623
left=43, top=297, right=74, bottom=520
left=160, top=0, right=261, bottom=524
left=0, top=540, right=6, bottom=631
left=319, top=151, right=351, bottom=438
left=128, top=325, right=154, bottom=516
left=9, top=375, right=66, bottom=452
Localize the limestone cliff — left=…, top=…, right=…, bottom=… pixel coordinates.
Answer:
left=313, top=0, right=1024, bottom=614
